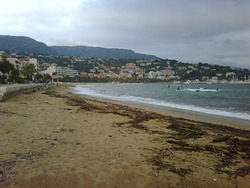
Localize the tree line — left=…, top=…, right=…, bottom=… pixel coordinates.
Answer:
left=0, top=58, right=51, bottom=84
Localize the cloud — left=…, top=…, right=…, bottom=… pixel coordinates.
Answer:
left=0, top=0, right=250, bottom=68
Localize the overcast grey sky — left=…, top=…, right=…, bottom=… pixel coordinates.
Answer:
left=1, top=0, right=250, bottom=68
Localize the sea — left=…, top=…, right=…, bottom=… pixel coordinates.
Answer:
left=73, top=83, right=250, bottom=121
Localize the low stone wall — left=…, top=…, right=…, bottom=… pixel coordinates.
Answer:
left=0, top=84, right=47, bottom=101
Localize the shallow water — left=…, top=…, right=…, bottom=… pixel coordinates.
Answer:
left=73, top=83, right=250, bottom=121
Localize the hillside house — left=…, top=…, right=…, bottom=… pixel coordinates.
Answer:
left=188, top=65, right=198, bottom=70
left=80, top=72, right=88, bottom=77
left=216, top=73, right=223, bottom=77
left=120, top=73, right=133, bottom=79
left=19, top=58, right=39, bottom=71
left=226, top=72, right=236, bottom=77
left=6, top=58, right=22, bottom=70
left=160, top=69, right=175, bottom=76
left=0, top=51, right=8, bottom=61
left=177, top=66, right=187, bottom=70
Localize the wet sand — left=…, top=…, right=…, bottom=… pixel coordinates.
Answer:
left=0, top=85, right=249, bottom=187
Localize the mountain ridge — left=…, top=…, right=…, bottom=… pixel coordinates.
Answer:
left=50, top=45, right=159, bottom=59
left=0, top=35, right=58, bottom=55
left=0, top=35, right=159, bottom=59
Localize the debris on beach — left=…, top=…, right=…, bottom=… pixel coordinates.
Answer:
left=0, top=151, right=47, bottom=183
left=42, top=87, right=250, bottom=178
left=213, top=136, right=231, bottom=142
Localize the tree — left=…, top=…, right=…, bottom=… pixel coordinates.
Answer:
left=22, top=63, right=36, bottom=80
left=0, top=59, right=14, bottom=74
left=0, top=59, right=14, bottom=83
left=43, top=74, right=52, bottom=82
left=11, top=69, right=19, bottom=76
left=35, top=73, right=43, bottom=80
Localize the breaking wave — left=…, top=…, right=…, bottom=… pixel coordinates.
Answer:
left=73, top=85, right=250, bottom=121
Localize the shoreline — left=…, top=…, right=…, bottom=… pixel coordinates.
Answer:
left=1, top=85, right=250, bottom=187
left=69, top=84, right=250, bottom=129
left=113, top=100, right=250, bottom=129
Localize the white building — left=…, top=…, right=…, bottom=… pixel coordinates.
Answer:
left=42, top=65, right=78, bottom=77
left=41, top=65, right=57, bottom=76
left=147, top=71, right=166, bottom=79
left=193, top=79, right=200, bottom=83
left=19, top=58, right=39, bottom=71
left=7, top=58, right=22, bottom=70
left=29, top=58, right=39, bottom=70
left=160, top=69, right=175, bottom=76
left=56, top=67, right=78, bottom=77
left=148, top=71, right=158, bottom=79
left=0, top=51, right=8, bottom=61
left=226, top=72, right=236, bottom=77
left=184, top=80, right=191, bottom=84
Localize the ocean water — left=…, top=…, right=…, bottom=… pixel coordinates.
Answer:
left=73, top=83, right=250, bottom=121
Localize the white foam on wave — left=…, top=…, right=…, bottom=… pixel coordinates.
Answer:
left=182, top=88, right=220, bottom=92
left=73, top=85, right=250, bottom=121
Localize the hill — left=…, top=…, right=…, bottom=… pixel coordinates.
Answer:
left=0, top=35, right=159, bottom=59
left=0, top=35, right=58, bottom=55
left=50, top=46, right=159, bottom=59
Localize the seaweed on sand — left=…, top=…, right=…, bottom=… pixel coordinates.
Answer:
left=42, top=90, right=68, bottom=98
left=43, top=87, right=250, bottom=178
left=148, top=155, right=193, bottom=177
left=167, top=119, right=206, bottom=139
left=0, top=151, right=47, bottom=184
left=66, top=97, right=101, bottom=111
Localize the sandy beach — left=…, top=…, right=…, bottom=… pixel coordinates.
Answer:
left=0, top=85, right=249, bottom=188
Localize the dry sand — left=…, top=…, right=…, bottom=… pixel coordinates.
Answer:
left=0, top=85, right=249, bottom=188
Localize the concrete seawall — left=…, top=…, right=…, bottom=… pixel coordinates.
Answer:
left=0, top=84, right=46, bottom=101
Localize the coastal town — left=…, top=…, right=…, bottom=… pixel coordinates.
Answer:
left=1, top=50, right=250, bottom=84
left=2, top=0, right=250, bottom=186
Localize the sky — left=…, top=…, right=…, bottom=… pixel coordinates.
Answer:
left=1, top=0, right=250, bottom=69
